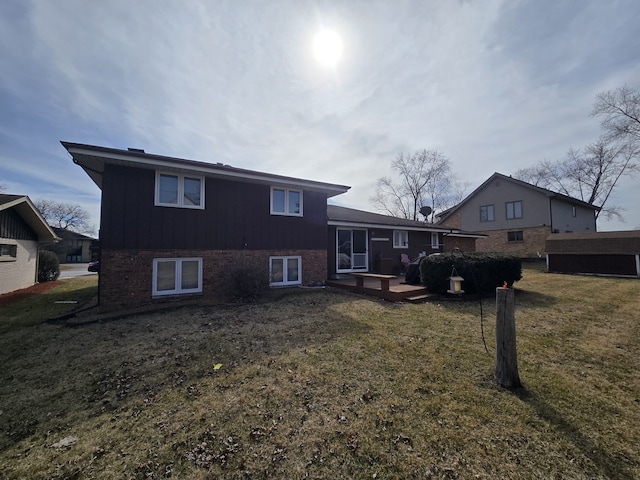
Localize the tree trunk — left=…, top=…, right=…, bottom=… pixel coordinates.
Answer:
left=495, top=287, right=522, bottom=389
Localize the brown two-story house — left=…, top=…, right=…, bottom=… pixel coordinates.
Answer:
left=63, top=142, right=350, bottom=311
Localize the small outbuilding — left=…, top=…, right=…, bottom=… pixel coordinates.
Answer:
left=545, top=231, right=640, bottom=277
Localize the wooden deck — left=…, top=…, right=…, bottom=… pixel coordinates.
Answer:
left=326, top=274, right=436, bottom=302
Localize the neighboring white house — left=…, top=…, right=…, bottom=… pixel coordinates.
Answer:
left=0, top=195, right=58, bottom=295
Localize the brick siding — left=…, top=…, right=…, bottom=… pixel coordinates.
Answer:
left=438, top=210, right=462, bottom=229
left=99, top=249, right=327, bottom=312
left=475, top=226, right=551, bottom=258
left=441, top=236, right=476, bottom=253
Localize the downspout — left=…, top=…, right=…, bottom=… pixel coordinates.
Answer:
left=636, top=254, right=640, bottom=278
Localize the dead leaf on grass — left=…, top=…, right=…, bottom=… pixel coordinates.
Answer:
left=51, top=436, right=78, bottom=449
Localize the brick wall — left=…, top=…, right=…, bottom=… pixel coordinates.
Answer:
left=100, top=248, right=327, bottom=312
left=438, top=210, right=462, bottom=229
left=442, top=236, right=476, bottom=253
left=475, top=226, right=551, bottom=258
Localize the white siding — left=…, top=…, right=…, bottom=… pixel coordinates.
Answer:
left=0, top=238, right=39, bottom=295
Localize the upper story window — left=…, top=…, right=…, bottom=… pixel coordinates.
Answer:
left=155, top=172, right=205, bottom=209
left=480, top=205, right=495, bottom=222
left=271, top=187, right=303, bottom=216
left=393, top=230, right=408, bottom=248
left=572, top=205, right=577, bottom=217
left=431, top=232, right=440, bottom=249
left=506, top=201, right=523, bottom=220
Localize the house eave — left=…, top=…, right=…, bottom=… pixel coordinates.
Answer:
left=328, top=219, right=465, bottom=234
left=0, top=195, right=58, bottom=242
left=62, top=142, right=351, bottom=198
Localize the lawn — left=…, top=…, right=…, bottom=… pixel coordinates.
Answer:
left=0, top=268, right=638, bottom=479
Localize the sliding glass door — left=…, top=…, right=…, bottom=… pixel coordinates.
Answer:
left=337, top=228, right=368, bottom=273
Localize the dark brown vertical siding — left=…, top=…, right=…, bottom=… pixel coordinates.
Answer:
left=369, top=229, right=439, bottom=263
left=548, top=254, right=637, bottom=276
left=327, top=226, right=337, bottom=277
left=326, top=227, right=442, bottom=275
left=0, top=209, right=38, bottom=240
left=101, top=164, right=328, bottom=251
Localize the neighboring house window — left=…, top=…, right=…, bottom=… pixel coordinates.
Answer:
left=270, top=256, right=302, bottom=286
left=480, top=205, right=495, bottom=222
left=506, top=201, right=523, bottom=219
left=572, top=205, right=577, bottom=217
left=155, top=172, right=205, bottom=209
left=507, top=231, right=523, bottom=242
left=270, top=187, right=303, bottom=216
left=393, top=230, right=408, bottom=248
left=0, top=244, right=17, bottom=261
left=152, top=258, right=203, bottom=296
left=431, top=232, right=440, bottom=249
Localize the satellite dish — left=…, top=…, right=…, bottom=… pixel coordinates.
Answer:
left=419, top=206, right=432, bottom=217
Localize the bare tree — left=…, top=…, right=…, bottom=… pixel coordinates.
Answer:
left=592, top=85, right=640, bottom=145
left=34, top=199, right=94, bottom=234
left=514, top=87, right=640, bottom=222
left=0, top=183, right=7, bottom=193
left=371, top=149, right=464, bottom=222
left=514, top=137, right=638, bottom=221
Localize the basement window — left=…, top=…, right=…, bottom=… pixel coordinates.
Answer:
left=507, top=231, right=523, bottom=242
left=152, top=258, right=203, bottom=296
left=270, top=256, right=302, bottom=286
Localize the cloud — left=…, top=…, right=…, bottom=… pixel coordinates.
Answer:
left=1, top=0, right=639, bottom=232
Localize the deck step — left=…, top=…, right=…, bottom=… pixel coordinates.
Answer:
left=405, top=294, right=432, bottom=302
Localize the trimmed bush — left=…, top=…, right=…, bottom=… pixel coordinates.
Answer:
left=38, top=250, right=60, bottom=282
left=223, top=262, right=270, bottom=302
left=420, top=252, right=522, bottom=294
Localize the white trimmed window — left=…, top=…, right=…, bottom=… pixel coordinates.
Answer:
left=270, top=256, right=302, bottom=286
left=155, top=172, right=204, bottom=209
left=393, top=230, right=408, bottom=248
left=270, top=187, right=303, bottom=216
left=152, top=258, right=203, bottom=296
left=431, top=232, right=440, bottom=249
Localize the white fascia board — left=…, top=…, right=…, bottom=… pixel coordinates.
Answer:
left=328, top=220, right=451, bottom=233
left=67, top=146, right=350, bottom=196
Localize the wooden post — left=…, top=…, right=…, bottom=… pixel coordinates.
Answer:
left=495, top=287, right=522, bottom=389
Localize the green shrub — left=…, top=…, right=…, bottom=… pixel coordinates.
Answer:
left=223, top=262, right=270, bottom=302
left=38, top=250, right=60, bottom=282
left=420, top=252, right=522, bottom=294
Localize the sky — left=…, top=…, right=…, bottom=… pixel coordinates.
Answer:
left=1, top=0, right=640, bottom=236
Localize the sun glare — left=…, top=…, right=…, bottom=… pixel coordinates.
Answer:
left=313, top=30, right=343, bottom=67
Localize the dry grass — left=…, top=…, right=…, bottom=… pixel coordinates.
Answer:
left=0, top=267, right=638, bottom=479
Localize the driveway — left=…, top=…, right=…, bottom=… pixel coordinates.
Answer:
left=59, top=263, right=98, bottom=279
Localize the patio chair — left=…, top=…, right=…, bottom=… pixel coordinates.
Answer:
left=400, top=253, right=411, bottom=273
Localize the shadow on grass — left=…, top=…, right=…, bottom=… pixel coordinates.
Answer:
left=514, top=387, right=634, bottom=480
